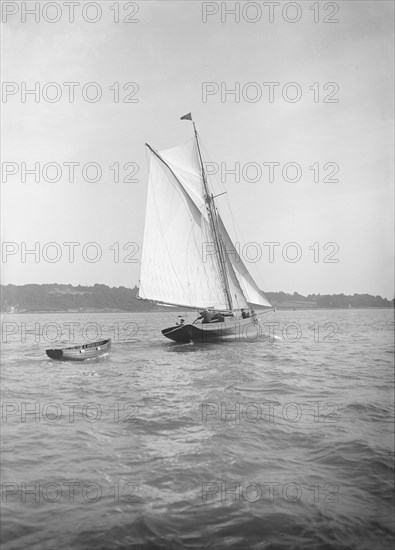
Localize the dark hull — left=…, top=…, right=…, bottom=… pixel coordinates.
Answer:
left=46, top=339, right=111, bottom=361
left=162, top=319, right=260, bottom=343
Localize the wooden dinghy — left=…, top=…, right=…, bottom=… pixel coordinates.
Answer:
left=46, top=338, right=111, bottom=361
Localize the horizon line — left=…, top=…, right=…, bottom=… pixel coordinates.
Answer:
left=0, top=282, right=393, bottom=301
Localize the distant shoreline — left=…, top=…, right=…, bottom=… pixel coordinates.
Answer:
left=2, top=307, right=394, bottom=315
left=1, top=284, right=393, bottom=313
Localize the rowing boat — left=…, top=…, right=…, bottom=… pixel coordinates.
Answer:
left=46, top=338, right=111, bottom=361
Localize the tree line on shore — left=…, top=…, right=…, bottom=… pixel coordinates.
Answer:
left=1, top=284, right=393, bottom=313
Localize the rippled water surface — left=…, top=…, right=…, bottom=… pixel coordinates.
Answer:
left=1, top=309, right=394, bottom=549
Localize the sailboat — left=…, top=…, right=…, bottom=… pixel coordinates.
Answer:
left=137, top=114, right=274, bottom=343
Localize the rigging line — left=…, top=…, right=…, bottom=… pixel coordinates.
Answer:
left=198, top=140, right=254, bottom=308
left=194, top=126, right=233, bottom=311
left=200, top=138, right=272, bottom=301
left=199, top=139, right=241, bottom=252
left=220, top=221, right=251, bottom=304
left=197, top=138, right=252, bottom=301
left=228, top=201, right=272, bottom=302
left=199, top=143, right=251, bottom=304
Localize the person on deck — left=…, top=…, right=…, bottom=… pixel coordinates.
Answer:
left=251, top=310, right=258, bottom=324
left=198, top=309, right=212, bottom=324
left=213, top=311, right=234, bottom=322
left=241, top=309, right=250, bottom=319
left=211, top=312, right=225, bottom=323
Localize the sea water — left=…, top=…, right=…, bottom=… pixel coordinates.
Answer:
left=1, top=308, right=394, bottom=549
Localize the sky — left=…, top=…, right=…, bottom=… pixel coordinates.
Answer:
left=1, top=0, right=394, bottom=298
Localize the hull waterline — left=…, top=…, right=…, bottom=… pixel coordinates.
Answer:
left=162, top=319, right=261, bottom=343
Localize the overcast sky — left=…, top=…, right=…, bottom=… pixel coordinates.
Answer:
left=2, top=0, right=394, bottom=298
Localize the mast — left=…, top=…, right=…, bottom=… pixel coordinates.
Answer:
left=193, top=122, right=233, bottom=311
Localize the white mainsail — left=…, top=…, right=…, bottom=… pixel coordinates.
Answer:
left=138, top=129, right=273, bottom=312
left=138, top=139, right=227, bottom=309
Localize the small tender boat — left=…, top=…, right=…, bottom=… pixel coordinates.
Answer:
left=46, top=338, right=111, bottom=361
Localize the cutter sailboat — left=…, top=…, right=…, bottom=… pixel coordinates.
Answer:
left=138, top=114, right=274, bottom=343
